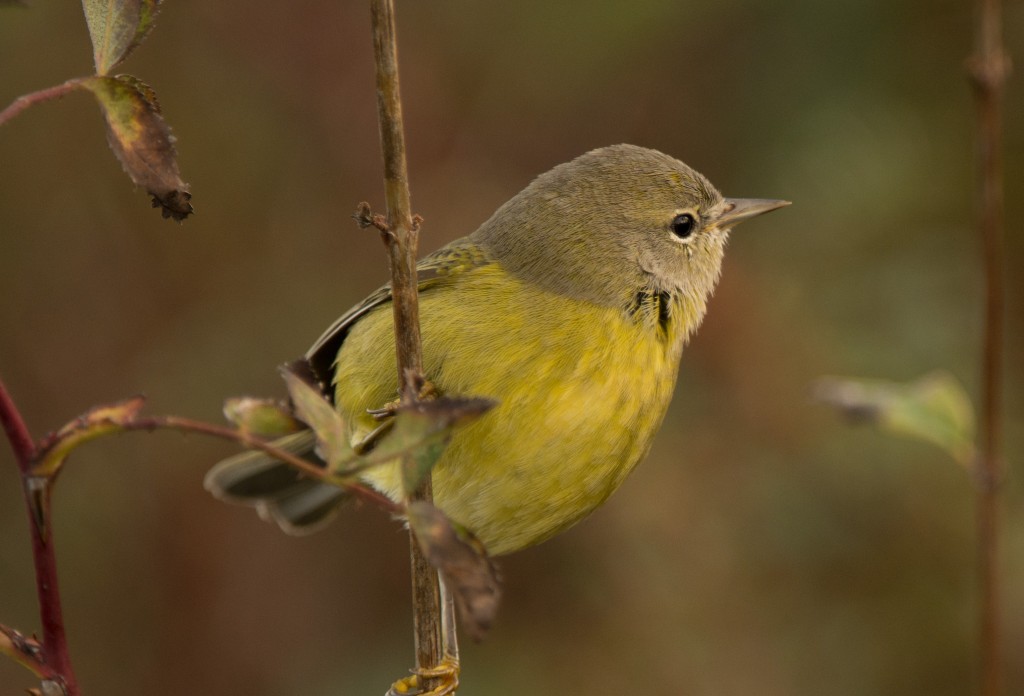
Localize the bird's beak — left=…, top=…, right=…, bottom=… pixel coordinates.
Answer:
left=716, top=198, right=790, bottom=227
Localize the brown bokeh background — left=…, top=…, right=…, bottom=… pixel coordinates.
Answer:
left=2, top=2, right=1023, bottom=694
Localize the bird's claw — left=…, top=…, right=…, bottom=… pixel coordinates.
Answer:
left=386, top=656, right=460, bottom=696
left=367, top=380, right=440, bottom=421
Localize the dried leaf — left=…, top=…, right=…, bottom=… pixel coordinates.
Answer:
left=373, top=397, right=494, bottom=495
left=82, top=74, right=193, bottom=221
left=407, top=502, right=501, bottom=641
left=31, top=395, right=146, bottom=478
left=223, top=397, right=303, bottom=439
left=82, top=0, right=162, bottom=74
left=280, top=362, right=352, bottom=470
left=815, top=371, right=976, bottom=467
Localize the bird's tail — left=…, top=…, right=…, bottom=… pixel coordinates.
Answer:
left=204, top=430, right=348, bottom=534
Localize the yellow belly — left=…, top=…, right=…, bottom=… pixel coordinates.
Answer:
left=333, top=263, right=687, bottom=555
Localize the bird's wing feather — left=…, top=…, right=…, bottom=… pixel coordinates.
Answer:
left=304, top=237, right=491, bottom=393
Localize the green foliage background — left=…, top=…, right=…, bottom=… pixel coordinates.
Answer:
left=1, top=1, right=1022, bottom=694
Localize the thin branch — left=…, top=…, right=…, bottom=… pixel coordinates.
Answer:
left=368, top=0, right=446, bottom=687
left=3, top=376, right=411, bottom=693
left=370, top=0, right=423, bottom=388
left=26, top=481, right=78, bottom=696
left=125, top=416, right=403, bottom=514
left=0, top=377, right=36, bottom=469
left=0, top=378, right=80, bottom=696
left=967, top=0, right=1008, bottom=694
left=0, top=79, right=86, bottom=128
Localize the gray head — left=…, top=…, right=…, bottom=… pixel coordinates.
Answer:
left=473, top=144, right=787, bottom=318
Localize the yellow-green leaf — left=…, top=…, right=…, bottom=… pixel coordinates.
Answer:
left=82, top=0, right=162, bottom=75
left=82, top=74, right=192, bottom=221
left=223, top=397, right=303, bottom=439
left=31, top=395, right=147, bottom=478
left=280, top=362, right=352, bottom=471
left=815, top=371, right=976, bottom=467
left=372, top=397, right=494, bottom=496
left=407, top=501, right=501, bottom=641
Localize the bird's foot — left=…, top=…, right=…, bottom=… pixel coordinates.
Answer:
left=386, top=656, right=459, bottom=696
left=367, top=380, right=439, bottom=421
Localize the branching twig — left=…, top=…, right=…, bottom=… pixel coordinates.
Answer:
left=0, top=378, right=80, bottom=696
left=2, top=381, right=409, bottom=693
left=367, top=0, right=446, bottom=687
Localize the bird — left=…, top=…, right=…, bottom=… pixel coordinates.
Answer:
left=205, top=144, right=788, bottom=557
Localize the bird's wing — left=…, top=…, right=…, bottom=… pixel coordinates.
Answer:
left=304, top=237, right=491, bottom=394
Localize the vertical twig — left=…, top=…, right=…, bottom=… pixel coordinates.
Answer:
left=0, top=378, right=80, bottom=696
left=967, top=0, right=1008, bottom=694
left=368, top=0, right=445, bottom=686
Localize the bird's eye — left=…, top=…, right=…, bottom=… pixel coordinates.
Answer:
left=670, top=213, right=696, bottom=239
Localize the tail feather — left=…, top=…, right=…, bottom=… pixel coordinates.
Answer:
left=204, top=430, right=348, bottom=535
left=260, top=480, right=348, bottom=535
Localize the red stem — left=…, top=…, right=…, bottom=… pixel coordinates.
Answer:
left=1, top=378, right=80, bottom=694
left=0, top=79, right=86, bottom=128
left=0, top=377, right=35, bottom=468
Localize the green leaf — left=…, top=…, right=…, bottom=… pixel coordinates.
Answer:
left=280, top=363, right=352, bottom=471
left=407, top=501, right=501, bottom=641
left=31, top=395, right=147, bottom=478
left=815, top=371, right=976, bottom=467
left=82, top=0, right=162, bottom=75
left=223, top=397, right=303, bottom=439
left=372, top=397, right=495, bottom=496
left=81, top=75, right=193, bottom=221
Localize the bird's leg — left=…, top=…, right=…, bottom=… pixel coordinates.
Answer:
left=386, top=573, right=460, bottom=696
left=352, top=419, right=395, bottom=455
left=440, top=574, right=460, bottom=664
left=367, top=379, right=440, bottom=421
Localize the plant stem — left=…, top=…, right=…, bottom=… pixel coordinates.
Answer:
left=0, top=377, right=35, bottom=469
left=967, top=0, right=1008, bottom=693
left=0, top=79, right=86, bottom=128
left=0, top=378, right=80, bottom=695
left=370, top=0, right=423, bottom=387
left=28, top=483, right=78, bottom=694
left=368, top=0, right=446, bottom=686
left=130, top=416, right=403, bottom=513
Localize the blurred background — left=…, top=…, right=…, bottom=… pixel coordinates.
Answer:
left=1, top=1, right=1022, bottom=694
